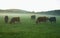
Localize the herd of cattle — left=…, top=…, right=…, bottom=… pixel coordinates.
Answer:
left=4, top=15, right=56, bottom=24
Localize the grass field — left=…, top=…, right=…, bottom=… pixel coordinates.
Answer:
left=0, top=13, right=60, bottom=38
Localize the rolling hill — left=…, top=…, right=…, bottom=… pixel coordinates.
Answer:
left=0, top=9, right=31, bottom=13
left=0, top=9, right=60, bottom=15
left=36, top=10, right=60, bottom=15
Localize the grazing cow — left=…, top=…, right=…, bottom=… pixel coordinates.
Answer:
left=4, top=16, right=9, bottom=23
left=31, top=15, right=36, bottom=19
left=36, top=16, right=48, bottom=24
left=10, top=17, right=20, bottom=24
left=49, top=17, right=56, bottom=23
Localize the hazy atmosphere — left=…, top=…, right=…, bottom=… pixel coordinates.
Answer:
left=0, top=0, right=60, bottom=12
left=0, top=0, right=60, bottom=38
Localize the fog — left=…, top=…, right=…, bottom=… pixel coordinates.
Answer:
left=0, top=13, right=57, bottom=17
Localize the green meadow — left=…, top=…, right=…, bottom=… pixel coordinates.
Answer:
left=0, top=13, right=60, bottom=38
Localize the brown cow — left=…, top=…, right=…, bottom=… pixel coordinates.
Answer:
left=4, top=16, right=9, bottom=23
left=36, top=16, right=48, bottom=24
left=10, top=17, right=20, bottom=24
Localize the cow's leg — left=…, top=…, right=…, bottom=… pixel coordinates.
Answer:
left=5, top=20, right=7, bottom=23
left=5, top=19, right=8, bottom=23
left=54, top=21, right=56, bottom=23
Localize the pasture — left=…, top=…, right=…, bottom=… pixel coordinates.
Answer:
left=0, top=13, right=60, bottom=38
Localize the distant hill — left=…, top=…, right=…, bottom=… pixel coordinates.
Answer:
left=0, top=9, right=31, bottom=13
left=36, top=10, right=60, bottom=15
left=0, top=9, right=60, bottom=15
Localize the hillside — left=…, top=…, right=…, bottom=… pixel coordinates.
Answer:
left=0, top=9, right=60, bottom=15
left=36, top=10, right=60, bottom=15
left=0, top=9, right=31, bottom=13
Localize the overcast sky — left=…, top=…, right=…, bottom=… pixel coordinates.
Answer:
left=0, top=0, right=60, bottom=12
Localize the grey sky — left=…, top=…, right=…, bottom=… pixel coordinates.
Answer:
left=0, top=0, right=60, bottom=12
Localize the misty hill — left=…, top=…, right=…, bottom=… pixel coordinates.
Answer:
left=36, top=10, right=60, bottom=15
left=0, top=9, right=31, bottom=13
left=0, top=9, right=60, bottom=15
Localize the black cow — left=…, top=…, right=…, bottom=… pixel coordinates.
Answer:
left=31, top=15, right=36, bottom=19
left=49, top=17, right=56, bottom=23
left=4, top=16, right=9, bottom=23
